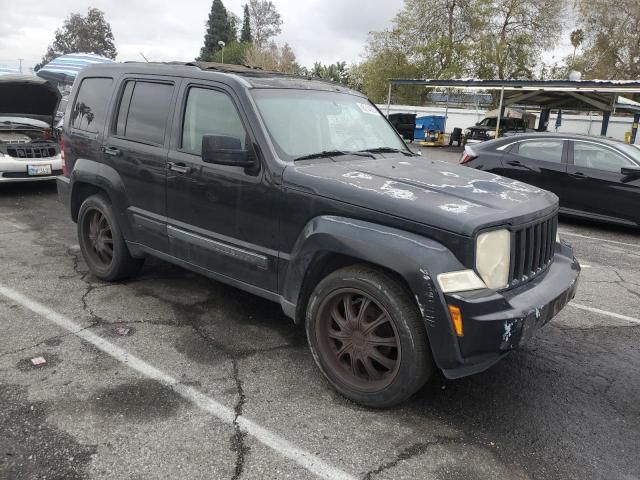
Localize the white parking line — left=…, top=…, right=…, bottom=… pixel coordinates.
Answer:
left=0, top=285, right=356, bottom=480
left=569, top=302, right=640, bottom=325
left=559, top=230, right=639, bottom=248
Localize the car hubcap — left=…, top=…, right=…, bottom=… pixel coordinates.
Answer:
left=316, top=289, right=401, bottom=392
left=85, top=209, right=114, bottom=267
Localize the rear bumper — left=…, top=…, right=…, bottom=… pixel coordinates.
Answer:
left=440, top=242, right=580, bottom=379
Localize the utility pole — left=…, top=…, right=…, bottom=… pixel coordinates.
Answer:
left=18, top=58, right=23, bottom=73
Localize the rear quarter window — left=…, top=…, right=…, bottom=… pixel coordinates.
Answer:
left=70, top=77, right=113, bottom=133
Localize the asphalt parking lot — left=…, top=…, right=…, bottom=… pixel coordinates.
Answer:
left=1, top=152, right=639, bottom=480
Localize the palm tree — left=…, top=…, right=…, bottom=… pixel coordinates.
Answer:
left=570, top=29, right=584, bottom=68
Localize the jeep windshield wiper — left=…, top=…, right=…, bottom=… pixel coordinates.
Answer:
left=357, top=147, right=416, bottom=157
left=292, top=150, right=374, bottom=162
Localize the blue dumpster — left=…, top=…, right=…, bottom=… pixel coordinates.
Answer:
left=414, top=115, right=446, bottom=141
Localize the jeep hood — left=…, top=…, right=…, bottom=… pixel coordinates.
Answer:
left=283, top=155, right=558, bottom=237
left=0, top=75, right=61, bottom=126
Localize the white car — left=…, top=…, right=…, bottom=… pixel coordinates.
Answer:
left=0, top=76, right=63, bottom=182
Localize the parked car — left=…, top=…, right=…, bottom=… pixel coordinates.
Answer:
left=0, top=75, right=62, bottom=182
left=461, top=133, right=640, bottom=227
left=57, top=62, right=579, bottom=407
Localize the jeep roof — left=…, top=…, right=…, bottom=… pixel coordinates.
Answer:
left=82, top=61, right=364, bottom=96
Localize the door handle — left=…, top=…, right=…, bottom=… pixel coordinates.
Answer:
left=102, top=146, right=120, bottom=157
left=569, top=172, right=587, bottom=180
left=507, top=160, right=523, bottom=166
left=167, top=162, right=192, bottom=174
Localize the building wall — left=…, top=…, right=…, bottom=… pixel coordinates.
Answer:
left=378, top=104, right=639, bottom=144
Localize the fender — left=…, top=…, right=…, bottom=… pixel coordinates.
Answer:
left=281, top=215, right=470, bottom=370
left=69, top=158, right=136, bottom=243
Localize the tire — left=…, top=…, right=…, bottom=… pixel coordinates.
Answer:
left=77, top=194, right=144, bottom=281
left=306, top=264, right=433, bottom=408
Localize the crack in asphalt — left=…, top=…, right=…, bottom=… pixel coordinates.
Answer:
left=362, top=437, right=465, bottom=479
left=67, top=247, right=110, bottom=327
left=230, top=359, right=249, bottom=480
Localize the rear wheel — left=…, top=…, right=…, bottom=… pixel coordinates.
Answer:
left=78, top=194, right=143, bottom=281
left=306, top=265, right=433, bottom=408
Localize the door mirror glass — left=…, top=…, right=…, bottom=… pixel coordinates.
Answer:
left=201, top=135, right=255, bottom=167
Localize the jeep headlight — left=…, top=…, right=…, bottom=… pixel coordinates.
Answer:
left=464, top=128, right=471, bottom=135
left=476, top=229, right=511, bottom=290
left=486, top=130, right=497, bottom=138
left=437, top=270, right=486, bottom=293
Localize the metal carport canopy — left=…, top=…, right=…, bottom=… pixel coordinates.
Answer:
left=386, top=78, right=640, bottom=137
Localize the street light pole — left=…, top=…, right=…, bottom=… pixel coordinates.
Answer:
left=218, top=41, right=226, bottom=64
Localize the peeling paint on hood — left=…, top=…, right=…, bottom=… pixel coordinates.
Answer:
left=284, top=155, right=558, bottom=236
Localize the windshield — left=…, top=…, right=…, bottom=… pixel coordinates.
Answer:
left=0, top=116, right=49, bottom=129
left=616, top=143, right=640, bottom=165
left=251, top=89, right=408, bottom=161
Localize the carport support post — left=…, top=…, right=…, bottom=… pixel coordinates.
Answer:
left=539, top=109, right=550, bottom=131
left=631, top=113, right=640, bottom=144
left=600, top=111, right=611, bottom=136
left=495, top=87, right=505, bottom=138
left=386, top=83, right=392, bottom=117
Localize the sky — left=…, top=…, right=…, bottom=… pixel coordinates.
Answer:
left=0, top=0, right=404, bottom=72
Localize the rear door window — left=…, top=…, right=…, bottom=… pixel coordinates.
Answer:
left=513, top=140, right=564, bottom=163
left=70, top=77, right=113, bottom=133
left=117, top=81, right=174, bottom=145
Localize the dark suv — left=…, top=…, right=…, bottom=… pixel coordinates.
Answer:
left=57, top=62, right=580, bottom=407
left=464, top=117, right=532, bottom=145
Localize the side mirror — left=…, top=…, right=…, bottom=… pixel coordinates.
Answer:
left=201, top=135, right=256, bottom=167
left=621, top=166, right=640, bottom=177
left=475, top=122, right=480, bottom=126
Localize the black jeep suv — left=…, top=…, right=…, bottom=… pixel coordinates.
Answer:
left=57, top=62, right=580, bottom=407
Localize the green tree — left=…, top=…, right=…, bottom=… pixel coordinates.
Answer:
left=248, top=0, right=282, bottom=47
left=209, top=41, right=251, bottom=65
left=240, top=4, right=252, bottom=43
left=37, top=7, right=116, bottom=69
left=357, top=0, right=566, bottom=103
left=198, top=0, right=234, bottom=61
left=576, top=0, right=640, bottom=79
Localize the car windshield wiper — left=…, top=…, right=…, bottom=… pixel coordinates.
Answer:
left=292, top=150, right=374, bottom=162
left=357, top=147, right=417, bottom=157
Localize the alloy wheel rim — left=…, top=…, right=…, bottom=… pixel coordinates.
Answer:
left=316, top=288, right=401, bottom=392
left=85, top=209, right=114, bottom=267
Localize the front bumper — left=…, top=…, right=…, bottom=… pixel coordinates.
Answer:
left=0, top=154, right=63, bottom=182
left=440, top=242, right=580, bottom=379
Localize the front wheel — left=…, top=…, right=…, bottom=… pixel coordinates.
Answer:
left=78, top=194, right=143, bottom=281
left=306, top=265, right=433, bottom=408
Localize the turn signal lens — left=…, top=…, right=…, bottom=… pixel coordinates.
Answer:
left=448, top=305, right=464, bottom=337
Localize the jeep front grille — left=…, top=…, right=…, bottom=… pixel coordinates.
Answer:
left=508, top=214, right=558, bottom=288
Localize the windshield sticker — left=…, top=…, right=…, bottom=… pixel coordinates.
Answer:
left=357, top=103, right=378, bottom=115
